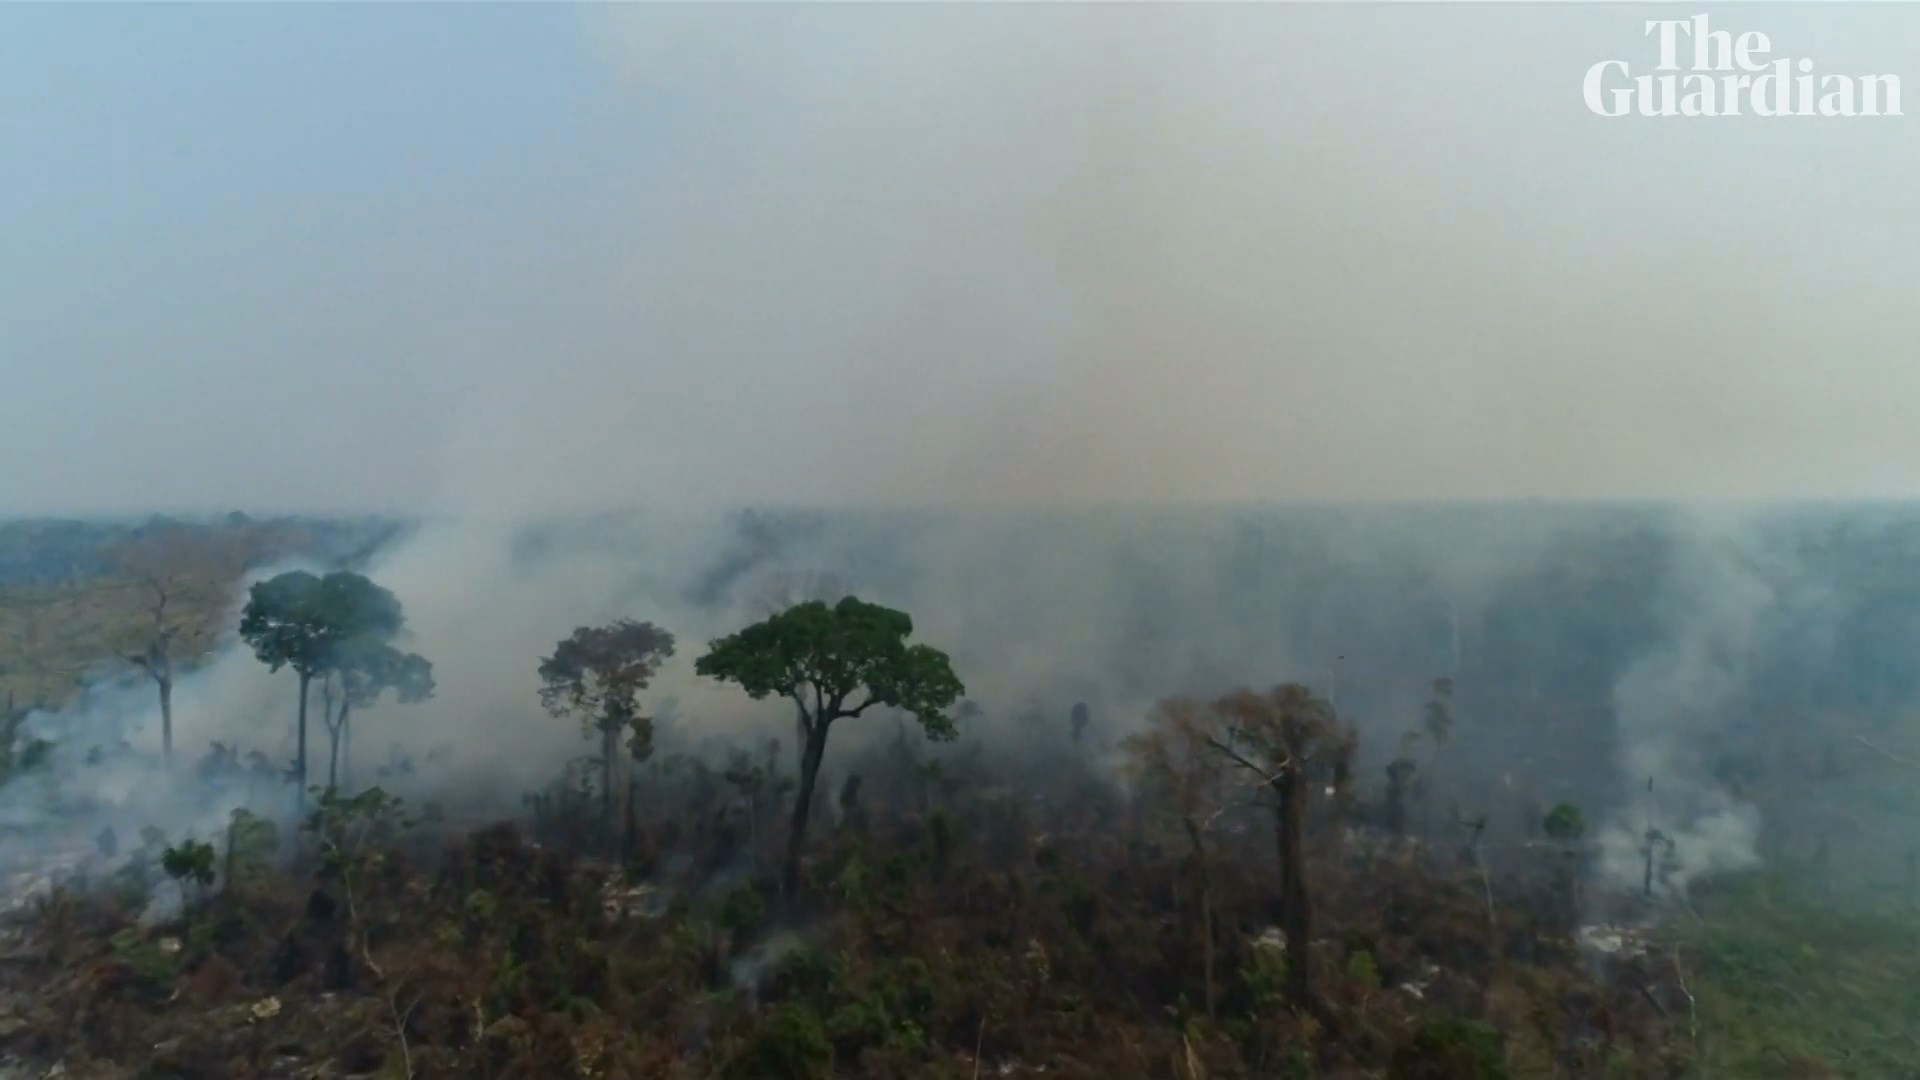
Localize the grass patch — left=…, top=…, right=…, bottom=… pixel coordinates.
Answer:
left=1680, top=871, right=1920, bottom=1077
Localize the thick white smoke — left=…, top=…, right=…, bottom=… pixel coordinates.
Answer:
left=1595, top=510, right=1827, bottom=895
left=8, top=4, right=1920, bottom=906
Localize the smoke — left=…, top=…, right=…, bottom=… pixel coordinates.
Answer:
left=6, top=4, right=1920, bottom=907
left=8, top=499, right=1918, bottom=909
left=1591, top=506, right=1860, bottom=896
left=227, top=2, right=1913, bottom=518
left=1597, top=512, right=1773, bottom=893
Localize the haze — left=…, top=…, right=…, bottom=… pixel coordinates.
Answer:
left=4, top=3, right=1917, bottom=516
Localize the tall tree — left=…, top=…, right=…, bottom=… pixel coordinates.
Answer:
left=537, top=620, right=675, bottom=827
left=1122, top=698, right=1230, bottom=1021
left=696, top=596, right=964, bottom=896
left=1206, top=682, right=1352, bottom=1013
left=107, top=525, right=251, bottom=761
left=319, top=641, right=433, bottom=793
left=238, top=570, right=404, bottom=799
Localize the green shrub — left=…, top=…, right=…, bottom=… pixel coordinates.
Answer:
left=1345, top=949, right=1380, bottom=991
left=718, top=884, right=768, bottom=941
left=108, top=928, right=179, bottom=1000
left=727, top=1004, right=831, bottom=1080
left=1390, top=1016, right=1507, bottom=1080
left=1543, top=803, right=1585, bottom=842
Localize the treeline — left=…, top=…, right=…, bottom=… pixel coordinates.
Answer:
left=0, top=512, right=402, bottom=586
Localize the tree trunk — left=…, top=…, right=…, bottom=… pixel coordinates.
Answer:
left=341, top=711, right=352, bottom=791
left=296, top=672, right=311, bottom=806
left=784, top=723, right=829, bottom=897
left=1448, top=601, right=1462, bottom=675
left=601, top=724, right=617, bottom=831
left=1183, top=816, right=1215, bottom=1022
left=1275, top=767, right=1314, bottom=1010
left=158, top=675, right=174, bottom=762
left=327, top=701, right=350, bottom=793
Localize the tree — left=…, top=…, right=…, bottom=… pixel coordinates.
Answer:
left=238, top=570, right=405, bottom=800
left=1122, top=697, right=1230, bottom=1020
left=696, top=596, right=964, bottom=896
left=1205, top=682, right=1352, bottom=1013
left=1423, top=676, right=1454, bottom=763
left=537, top=620, right=675, bottom=827
left=319, top=640, right=434, bottom=793
left=108, top=526, right=249, bottom=761
left=1385, top=757, right=1418, bottom=835
left=1543, top=801, right=1586, bottom=843
left=1543, top=801, right=1587, bottom=924
left=161, top=838, right=218, bottom=910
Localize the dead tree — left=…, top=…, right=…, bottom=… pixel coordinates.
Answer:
left=1122, top=698, right=1229, bottom=1021
left=109, top=525, right=250, bottom=761
left=1206, top=682, right=1353, bottom=1014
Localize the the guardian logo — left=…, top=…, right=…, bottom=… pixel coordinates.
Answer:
left=1585, top=15, right=1902, bottom=118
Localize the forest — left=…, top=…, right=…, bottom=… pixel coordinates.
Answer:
left=0, top=504, right=1915, bottom=1079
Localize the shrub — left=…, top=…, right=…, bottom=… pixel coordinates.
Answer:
left=1390, top=1016, right=1508, bottom=1080
left=726, top=1003, right=831, bottom=1080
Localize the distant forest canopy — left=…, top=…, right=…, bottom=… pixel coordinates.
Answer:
left=0, top=513, right=406, bottom=586
left=8, top=500, right=1920, bottom=725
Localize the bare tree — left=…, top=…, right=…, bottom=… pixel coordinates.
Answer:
left=1206, top=683, right=1353, bottom=1013
left=108, top=525, right=251, bottom=761
left=1122, top=698, right=1230, bottom=1020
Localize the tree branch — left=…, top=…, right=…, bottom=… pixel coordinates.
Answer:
left=1673, top=945, right=1699, bottom=1060
left=1205, top=734, right=1291, bottom=788
left=388, top=980, right=419, bottom=1079
left=1854, top=734, right=1920, bottom=770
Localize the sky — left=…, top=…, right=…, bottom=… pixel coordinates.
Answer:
left=4, top=2, right=1920, bottom=515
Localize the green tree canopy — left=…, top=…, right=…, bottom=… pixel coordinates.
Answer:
left=695, top=596, right=964, bottom=739
left=696, top=595, right=963, bottom=896
left=238, top=569, right=412, bottom=796
left=238, top=570, right=403, bottom=680
left=538, top=619, right=675, bottom=825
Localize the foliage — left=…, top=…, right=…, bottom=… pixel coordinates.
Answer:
left=1122, top=698, right=1229, bottom=831
left=1676, top=872, right=1920, bottom=1077
left=107, top=928, right=180, bottom=1001
left=537, top=619, right=675, bottom=751
left=224, top=807, right=281, bottom=887
left=725, top=1003, right=831, bottom=1079
left=10, top=511, right=1920, bottom=1078
left=1390, top=1016, right=1508, bottom=1079
left=695, top=596, right=964, bottom=739
left=698, top=595, right=963, bottom=893
left=160, top=839, right=217, bottom=888
left=238, top=570, right=403, bottom=680
left=304, top=784, right=414, bottom=882
left=327, top=638, right=434, bottom=711
left=239, top=568, right=420, bottom=793
left=1542, top=802, right=1585, bottom=842
left=1345, top=949, right=1381, bottom=991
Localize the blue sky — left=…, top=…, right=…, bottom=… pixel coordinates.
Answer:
left=2, top=4, right=675, bottom=513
